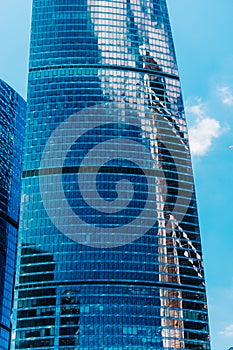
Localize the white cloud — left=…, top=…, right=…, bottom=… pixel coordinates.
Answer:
left=220, top=324, right=233, bottom=337
left=218, top=86, right=233, bottom=106
left=185, top=98, right=222, bottom=156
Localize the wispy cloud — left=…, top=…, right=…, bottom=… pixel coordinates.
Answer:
left=185, top=98, right=222, bottom=156
left=220, top=324, right=233, bottom=337
left=218, top=86, right=233, bottom=106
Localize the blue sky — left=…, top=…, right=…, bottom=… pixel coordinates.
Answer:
left=0, top=1, right=233, bottom=349
left=168, top=1, right=233, bottom=349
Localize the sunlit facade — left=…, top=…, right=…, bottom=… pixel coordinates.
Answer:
left=0, top=79, right=25, bottom=349
left=11, top=0, right=211, bottom=349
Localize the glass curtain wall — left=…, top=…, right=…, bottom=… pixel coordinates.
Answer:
left=0, top=79, right=25, bottom=349
left=11, top=1, right=211, bottom=349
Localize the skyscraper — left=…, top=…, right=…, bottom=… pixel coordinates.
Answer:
left=11, top=1, right=211, bottom=349
left=0, top=79, right=25, bottom=349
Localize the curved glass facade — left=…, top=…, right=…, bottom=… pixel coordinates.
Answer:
left=0, top=79, right=25, bottom=349
left=12, top=1, right=211, bottom=349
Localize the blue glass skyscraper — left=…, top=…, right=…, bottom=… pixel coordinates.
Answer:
left=0, top=79, right=25, bottom=349
left=11, top=1, right=211, bottom=349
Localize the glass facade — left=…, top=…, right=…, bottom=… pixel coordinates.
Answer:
left=11, top=0, right=211, bottom=349
left=0, top=79, right=25, bottom=349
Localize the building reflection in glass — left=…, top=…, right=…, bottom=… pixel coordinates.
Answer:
left=12, top=0, right=211, bottom=349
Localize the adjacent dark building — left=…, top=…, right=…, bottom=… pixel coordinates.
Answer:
left=0, top=80, right=25, bottom=349
left=11, top=1, right=211, bottom=349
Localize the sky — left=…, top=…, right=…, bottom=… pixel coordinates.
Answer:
left=0, top=1, right=233, bottom=349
